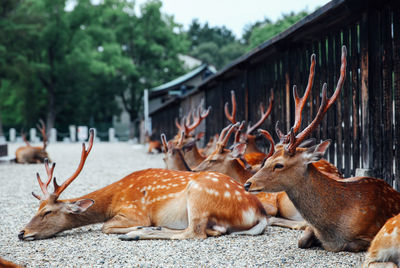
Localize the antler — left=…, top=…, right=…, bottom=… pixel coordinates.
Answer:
left=247, top=90, right=274, bottom=134
left=276, top=54, right=316, bottom=144
left=285, top=46, right=347, bottom=154
left=21, top=130, right=31, bottom=147
left=185, top=103, right=211, bottom=134
left=32, top=159, right=55, bottom=200
left=217, top=123, right=240, bottom=148
left=36, top=119, right=48, bottom=150
left=32, top=128, right=95, bottom=201
left=234, top=121, right=245, bottom=144
left=161, top=134, right=168, bottom=152
left=224, top=90, right=237, bottom=124
left=258, top=129, right=275, bottom=160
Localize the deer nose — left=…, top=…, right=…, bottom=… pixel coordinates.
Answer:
left=244, top=182, right=252, bottom=191
left=18, top=230, right=25, bottom=240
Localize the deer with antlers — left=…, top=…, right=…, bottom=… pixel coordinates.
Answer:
left=162, top=120, right=342, bottom=230
left=15, top=120, right=50, bottom=164
left=19, top=129, right=268, bottom=241
left=225, top=90, right=274, bottom=166
left=245, top=46, right=400, bottom=252
left=173, top=101, right=211, bottom=168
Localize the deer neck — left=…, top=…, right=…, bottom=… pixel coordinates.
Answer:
left=168, top=150, right=192, bottom=171
left=244, top=141, right=261, bottom=154
left=61, top=186, right=117, bottom=229
left=184, top=144, right=204, bottom=168
left=284, top=164, right=344, bottom=229
left=229, top=160, right=254, bottom=184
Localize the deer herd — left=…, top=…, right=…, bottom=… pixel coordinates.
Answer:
left=8, top=46, right=399, bottom=267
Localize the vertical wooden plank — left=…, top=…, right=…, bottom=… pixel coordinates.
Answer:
left=351, top=23, right=361, bottom=175
left=342, top=27, right=351, bottom=177
left=312, top=40, right=321, bottom=142
left=327, top=34, right=336, bottom=163
left=321, top=37, right=328, bottom=142
left=369, top=9, right=384, bottom=181
left=335, top=31, right=344, bottom=172
left=393, top=5, right=400, bottom=190
left=360, top=12, right=371, bottom=170
left=381, top=6, right=394, bottom=186
left=284, top=50, right=291, bottom=132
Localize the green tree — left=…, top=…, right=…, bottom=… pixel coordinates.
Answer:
left=116, top=0, right=188, bottom=137
left=246, top=11, right=309, bottom=50
left=186, top=19, right=245, bottom=70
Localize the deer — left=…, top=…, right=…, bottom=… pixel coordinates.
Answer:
left=244, top=46, right=400, bottom=252
left=362, top=213, right=400, bottom=267
left=145, top=131, right=162, bottom=154
left=225, top=89, right=275, bottom=166
left=161, top=122, right=342, bottom=230
left=19, top=129, right=268, bottom=241
left=173, top=102, right=211, bottom=168
left=15, top=120, right=51, bottom=164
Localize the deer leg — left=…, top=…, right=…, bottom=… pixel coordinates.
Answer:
left=298, top=226, right=321, bottom=248
left=268, top=217, right=307, bottom=230
left=119, top=193, right=209, bottom=240
left=102, top=213, right=151, bottom=234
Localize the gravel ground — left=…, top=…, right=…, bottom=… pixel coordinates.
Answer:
left=0, top=142, right=365, bottom=267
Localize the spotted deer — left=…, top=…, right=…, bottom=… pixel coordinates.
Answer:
left=15, top=120, right=51, bottom=164
left=19, top=129, right=267, bottom=241
left=362, top=213, right=400, bottom=267
left=161, top=123, right=341, bottom=230
left=225, top=89, right=274, bottom=166
left=245, top=46, right=400, bottom=252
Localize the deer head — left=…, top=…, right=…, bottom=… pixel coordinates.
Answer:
left=245, top=46, right=346, bottom=193
left=19, top=129, right=95, bottom=241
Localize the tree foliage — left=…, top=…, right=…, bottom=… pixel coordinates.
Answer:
left=245, top=11, right=309, bottom=50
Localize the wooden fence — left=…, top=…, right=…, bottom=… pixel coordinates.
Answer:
left=150, top=0, right=400, bottom=188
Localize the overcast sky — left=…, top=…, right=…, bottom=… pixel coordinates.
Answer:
left=136, top=0, right=331, bottom=38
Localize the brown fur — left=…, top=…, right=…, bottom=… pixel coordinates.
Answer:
left=363, top=213, right=400, bottom=267
left=246, top=145, right=400, bottom=252
left=20, top=169, right=267, bottom=240
left=0, top=257, right=24, bottom=268
left=15, top=146, right=50, bottom=164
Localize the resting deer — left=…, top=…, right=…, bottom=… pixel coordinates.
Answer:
left=362, top=213, right=400, bottom=267
left=15, top=120, right=50, bottom=164
left=145, top=131, right=162, bottom=154
left=162, top=123, right=341, bottom=230
left=0, top=257, right=23, bottom=268
left=19, top=129, right=267, bottom=241
left=245, top=46, right=400, bottom=252
left=225, top=90, right=274, bottom=165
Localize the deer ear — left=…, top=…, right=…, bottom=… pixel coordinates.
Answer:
left=304, top=140, right=331, bottom=164
left=63, top=199, right=94, bottom=214
left=231, top=143, right=247, bottom=158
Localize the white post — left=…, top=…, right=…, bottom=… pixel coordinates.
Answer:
left=109, top=128, right=116, bottom=142
left=30, top=128, right=37, bottom=143
left=50, top=128, right=57, bottom=143
left=77, top=126, right=88, bottom=142
left=144, top=89, right=151, bottom=134
left=9, top=128, right=16, bottom=142
left=69, top=125, right=76, bottom=142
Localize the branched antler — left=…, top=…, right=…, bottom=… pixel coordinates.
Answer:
left=285, top=46, right=347, bottom=154
left=36, top=119, right=48, bottom=150
left=247, top=90, right=274, bottom=134
left=32, top=129, right=95, bottom=201
left=225, top=91, right=237, bottom=124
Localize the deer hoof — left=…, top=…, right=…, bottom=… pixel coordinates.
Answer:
left=119, top=234, right=140, bottom=241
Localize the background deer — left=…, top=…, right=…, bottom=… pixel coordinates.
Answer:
left=145, top=131, right=162, bottom=154
left=162, top=124, right=343, bottom=230
left=362, top=212, right=400, bottom=267
left=15, top=120, right=50, bottom=164
left=245, top=46, right=400, bottom=252
left=19, top=129, right=268, bottom=241
left=225, top=90, right=274, bottom=166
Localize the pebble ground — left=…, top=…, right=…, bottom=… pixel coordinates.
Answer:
left=0, top=142, right=365, bottom=267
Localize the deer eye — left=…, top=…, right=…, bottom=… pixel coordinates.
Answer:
left=274, top=163, right=284, bottom=170
left=42, top=211, right=52, bottom=218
